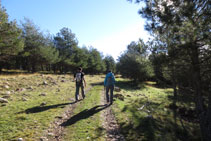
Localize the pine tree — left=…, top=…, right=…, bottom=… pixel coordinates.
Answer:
left=117, top=40, right=154, bottom=82
left=103, top=55, right=116, bottom=73
left=54, top=27, right=78, bottom=73
left=0, top=8, right=24, bottom=72
left=20, top=18, right=59, bottom=72
left=133, top=0, right=211, bottom=140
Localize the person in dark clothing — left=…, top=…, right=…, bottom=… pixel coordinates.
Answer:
left=74, top=67, right=86, bottom=101
left=104, top=70, right=115, bottom=105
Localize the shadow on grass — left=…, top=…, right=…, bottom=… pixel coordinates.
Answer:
left=0, top=70, right=32, bottom=75
left=115, top=80, right=145, bottom=91
left=114, top=98, right=161, bottom=140
left=167, top=91, right=194, bottom=105
left=61, top=104, right=109, bottom=127
left=90, top=82, right=104, bottom=86
left=146, top=82, right=173, bottom=89
left=0, top=70, right=73, bottom=75
left=119, top=111, right=190, bottom=141
left=91, top=127, right=106, bottom=140
left=166, top=88, right=198, bottom=123
left=17, top=101, right=78, bottom=114
left=118, top=97, right=194, bottom=140
left=120, top=116, right=159, bottom=140
left=114, top=80, right=199, bottom=140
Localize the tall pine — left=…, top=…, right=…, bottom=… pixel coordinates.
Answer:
left=0, top=8, right=24, bottom=71
left=133, top=0, right=211, bottom=140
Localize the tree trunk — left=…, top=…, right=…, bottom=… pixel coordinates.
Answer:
left=41, top=64, right=44, bottom=71
left=25, top=57, right=31, bottom=72
left=59, top=65, right=63, bottom=74
left=53, top=65, right=56, bottom=73
left=206, top=84, right=211, bottom=140
left=0, top=65, right=2, bottom=73
left=49, top=64, right=51, bottom=72
left=172, top=65, right=177, bottom=106
left=45, top=64, right=48, bottom=71
left=191, top=44, right=211, bottom=141
left=31, top=61, right=37, bottom=73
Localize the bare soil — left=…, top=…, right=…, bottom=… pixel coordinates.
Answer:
left=101, top=90, right=125, bottom=141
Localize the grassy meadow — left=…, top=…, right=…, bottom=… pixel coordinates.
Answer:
left=112, top=78, right=200, bottom=141
left=0, top=73, right=103, bottom=141
left=0, top=73, right=200, bottom=141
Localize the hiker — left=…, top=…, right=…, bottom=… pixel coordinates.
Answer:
left=74, top=67, right=86, bottom=101
left=104, top=70, right=115, bottom=105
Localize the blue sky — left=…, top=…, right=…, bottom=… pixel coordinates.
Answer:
left=2, top=0, right=150, bottom=60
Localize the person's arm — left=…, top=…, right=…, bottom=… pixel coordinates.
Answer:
left=104, top=75, right=107, bottom=87
left=82, top=73, right=86, bottom=87
left=73, top=73, right=76, bottom=81
left=83, top=77, right=86, bottom=87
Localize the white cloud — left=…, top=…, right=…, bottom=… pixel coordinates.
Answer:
left=85, top=20, right=150, bottom=61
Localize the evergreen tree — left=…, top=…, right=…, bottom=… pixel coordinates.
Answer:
left=86, top=47, right=105, bottom=74
left=103, top=55, right=116, bottom=73
left=70, top=46, right=89, bottom=70
left=38, top=35, right=60, bottom=72
left=132, top=0, right=211, bottom=140
left=20, top=18, right=44, bottom=72
left=54, top=27, right=78, bottom=73
left=19, top=18, right=60, bottom=72
left=117, top=40, right=154, bottom=82
left=0, top=8, right=24, bottom=71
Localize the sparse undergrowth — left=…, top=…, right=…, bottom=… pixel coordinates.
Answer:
left=112, top=78, right=200, bottom=141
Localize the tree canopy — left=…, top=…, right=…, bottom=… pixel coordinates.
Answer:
left=129, top=0, right=211, bottom=140
left=117, top=39, right=154, bottom=82
left=0, top=8, right=24, bottom=71
left=0, top=9, right=115, bottom=74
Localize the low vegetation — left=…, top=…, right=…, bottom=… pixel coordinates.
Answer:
left=0, top=74, right=103, bottom=140
left=1, top=1, right=210, bottom=140
left=0, top=74, right=201, bottom=140
left=112, top=78, right=200, bottom=141
left=0, top=74, right=73, bottom=140
left=61, top=85, right=105, bottom=141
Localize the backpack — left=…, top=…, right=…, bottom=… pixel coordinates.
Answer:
left=107, top=75, right=113, bottom=86
left=75, top=72, right=82, bottom=83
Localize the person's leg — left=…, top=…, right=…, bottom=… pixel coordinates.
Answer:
left=81, top=83, right=85, bottom=99
left=75, top=83, right=79, bottom=101
left=106, top=86, right=110, bottom=103
left=110, top=85, right=114, bottom=105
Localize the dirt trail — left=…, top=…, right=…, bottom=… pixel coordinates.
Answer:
left=101, top=90, right=125, bottom=141
left=42, top=87, right=124, bottom=141
left=41, top=87, right=92, bottom=141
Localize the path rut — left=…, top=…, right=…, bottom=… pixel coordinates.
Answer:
left=101, top=90, right=125, bottom=141
left=41, top=87, right=92, bottom=141
left=41, top=87, right=125, bottom=141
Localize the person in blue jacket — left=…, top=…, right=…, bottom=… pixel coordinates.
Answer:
left=104, top=70, right=115, bottom=105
